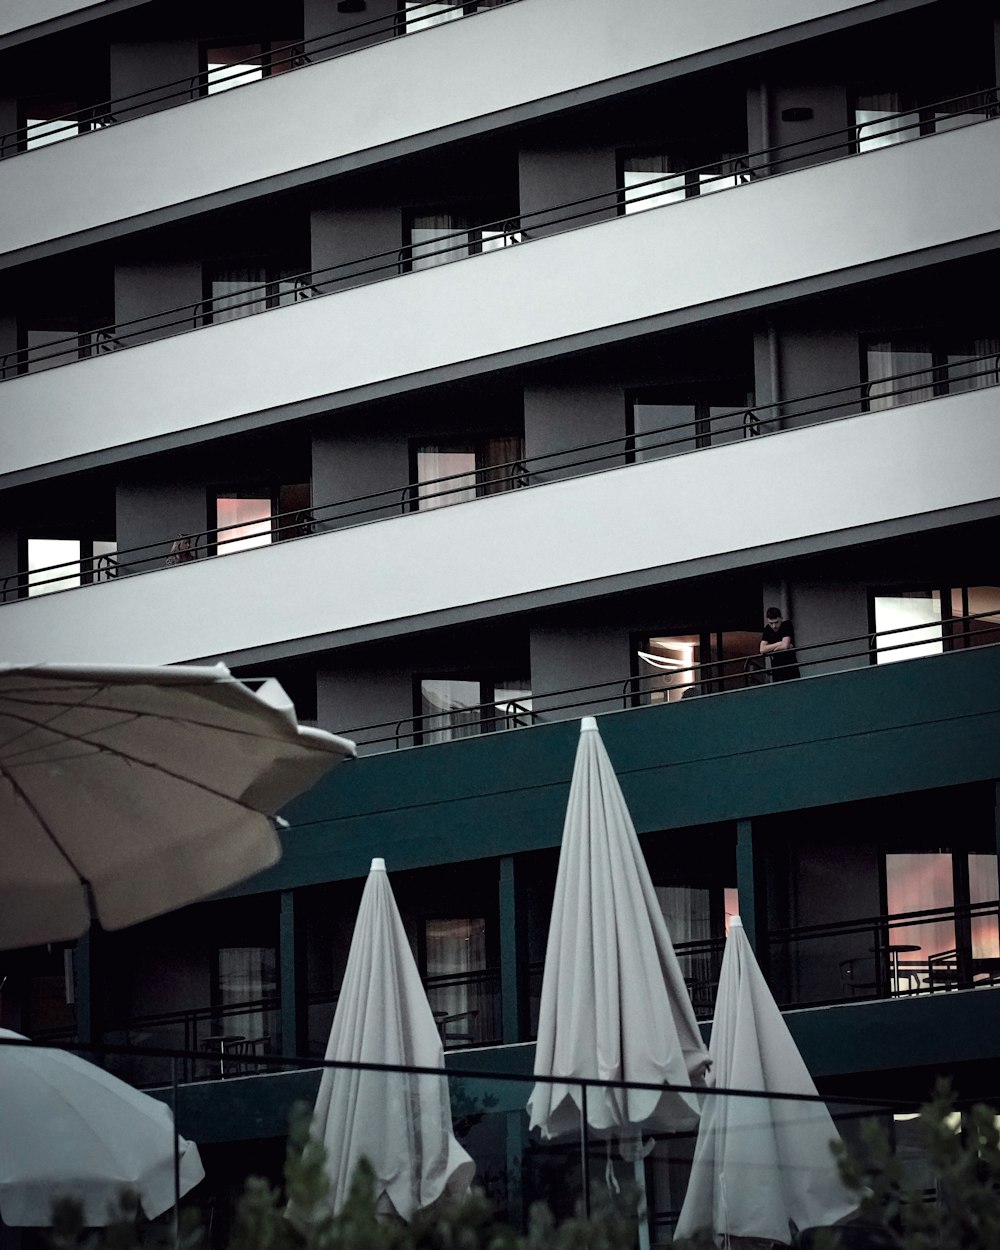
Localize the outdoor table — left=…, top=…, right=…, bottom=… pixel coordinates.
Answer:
left=870, top=943, right=921, bottom=996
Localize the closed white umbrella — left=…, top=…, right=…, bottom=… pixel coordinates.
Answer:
left=674, top=917, right=856, bottom=1245
left=0, top=662, right=355, bottom=951
left=527, top=717, right=711, bottom=1156
left=0, top=1028, right=204, bottom=1227
left=310, top=858, right=474, bottom=1221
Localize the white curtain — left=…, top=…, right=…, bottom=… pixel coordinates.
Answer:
left=217, top=946, right=276, bottom=1043
left=424, top=918, right=486, bottom=1043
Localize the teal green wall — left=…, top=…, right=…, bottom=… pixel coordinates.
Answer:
left=230, top=645, right=1000, bottom=894
left=161, top=984, right=1000, bottom=1142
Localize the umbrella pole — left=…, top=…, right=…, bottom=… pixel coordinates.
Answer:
left=171, top=1057, right=181, bottom=1250
left=579, top=1082, right=591, bottom=1217
left=634, top=1156, right=651, bottom=1250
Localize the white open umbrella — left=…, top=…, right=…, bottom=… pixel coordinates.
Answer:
left=0, top=1028, right=204, bottom=1227
left=309, top=858, right=474, bottom=1221
left=528, top=716, right=711, bottom=1155
left=0, top=662, right=355, bottom=951
left=674, top=917, right=856, bottom=1245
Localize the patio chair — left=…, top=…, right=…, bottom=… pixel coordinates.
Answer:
left=927, top=949, right=962, bottom=992
left=434, top=1009, right=478, bottom=1047
left=839, top=955, right=877, bottom=997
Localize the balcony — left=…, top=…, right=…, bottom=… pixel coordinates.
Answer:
left=1, top=376, right=998, bottom=666
left=0, top=0, right=896, bottom=264
left=2, top=110, right=998, bottom=483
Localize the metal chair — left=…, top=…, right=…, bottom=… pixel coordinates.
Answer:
left=839, top=956, right=877, bottom=997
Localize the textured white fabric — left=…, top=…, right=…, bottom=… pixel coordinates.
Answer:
left=675, top=919, right=857, bottom=1245
left=0, top=1028, right=204, bottom=1226
left=528, top=717, right=711, bottom=1150
left=0, top=663, right=354, bottom=949
left=311, top=861, right=474, bottom=1221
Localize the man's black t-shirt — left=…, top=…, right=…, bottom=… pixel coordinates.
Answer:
left=761, top=620, right=801, bottom=680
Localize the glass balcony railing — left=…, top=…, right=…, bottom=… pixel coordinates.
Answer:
left=0, top=1031, right=940, bottom=1242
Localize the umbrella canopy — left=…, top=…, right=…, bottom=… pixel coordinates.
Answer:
left=674, top=917, right=856, bottom=1245
left=0, top=662, right=355, bottom=951
left=310, top=858, right=474, bottom=1221
left=0, top=1028, right=204, bottom=1226
left=528, top=717, right=711, bottom=1153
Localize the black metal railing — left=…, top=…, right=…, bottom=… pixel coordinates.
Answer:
left=2, top=85, right=995, bottom=379
left=0, top=0, right=520, bottom=159
left=101, top=994, right=280, bottom=1086
left=4, top=347, right=998, bottom=604
left=767, top=899, right=1000, bottom=1010
left=335, top=606, right=1000, bottom=751
left=395, top=698, right=537, bottom=748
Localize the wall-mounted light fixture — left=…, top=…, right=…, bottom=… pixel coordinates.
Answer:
left=337, top=0, right=367, bottom=11
left=781, top=107, right=815, bottom=122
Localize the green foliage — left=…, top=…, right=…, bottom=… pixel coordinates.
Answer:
left=45, top=1102, right=637, bottom=1250
left=828, top=1080, right=1000, bottom=1250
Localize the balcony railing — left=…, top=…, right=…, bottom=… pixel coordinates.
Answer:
left=335, top=606, right=1000, bottom=751
left=99, top=994, right=281, bottom=1087
left=0, top=0, right=520, bottom=160
left=767, top=900, right=1000, bottom=1010
left=0, top=1030, right=915, bottom=1236
left=307, top=967, right=502, bottom=1061
left=4, top=348, right=998, bottom=605
left=1, top=85, right=995, bottom=379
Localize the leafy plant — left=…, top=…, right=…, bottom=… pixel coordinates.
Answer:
left=46, top=1104, right=638, bottom=1250
left=823, top=1080, right=1000, bottom=1250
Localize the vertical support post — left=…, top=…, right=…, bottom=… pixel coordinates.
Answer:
left=499, top=856, right=526, bottom=1045
left=994, top=780, right=1000, bottom=869
left=74, top=927, right=100, bottom=1053
left=171, top=1056, right=181, bottom=1250
left=504, top=1109, right=527, bottom=1231
left=736, top=818, right=768, bottom=974
left=579, top=1082, right=591, bottom=1217
left=279, top=889, right=301, bottom=1059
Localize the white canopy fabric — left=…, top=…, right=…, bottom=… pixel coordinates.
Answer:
left=0, top=1028, right=204, bottom=1226
left=0, top=663, right=355, bottom=950
left=528, top=717, right=711, bottom=1153
left=310, top=859, right=474, bottom=1221
left=674, top=917, right=857, bottom=1245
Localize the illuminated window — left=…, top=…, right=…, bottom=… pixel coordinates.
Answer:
left=416, top=675, right=531, bottom=744
left=410, top=436, right=524, bottom=510
left=636, top=628, right=761, bottom=702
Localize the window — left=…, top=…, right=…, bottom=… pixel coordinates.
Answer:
left=20, top=97, right=81, bottom=149
left=13, top=318, right=113, bottom=375
left=619, top=150, right=749, bottom=214
left=635, top=629, right=761, bottom=702
left=885, top=850, right=1000, bottom=993
left=215, top=945, right=277, bottom=1055
left=211, top=483, right=312, bottom=555
left=202, top=262, right=311, bottom=325
left=397, top=0, right=508, bottom=36
left=25, top=537, right=117, bottom=596
left=416, top=675, right=531, bottom=744
left=409, top=436, right=525, bottom=509
left=853, top=87, right=995, bottom=153
left=870, top=586, right=1000, bottom=663
left=423, top=917, right=489, bottom=1046
left=862, top=336, right=999, bottom=411
left=403, top=211, right=519, bottom=272
left=627, top=388, right=754, bottom=460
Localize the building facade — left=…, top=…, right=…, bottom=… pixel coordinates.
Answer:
left=1, top=0, right=1000, bottom=1236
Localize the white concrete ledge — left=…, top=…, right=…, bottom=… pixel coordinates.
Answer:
left=0, top=0, right=896, bottom=259
left=0, top=388, right=996, bottom=666
left=1, top=119, right=997, bottom=483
